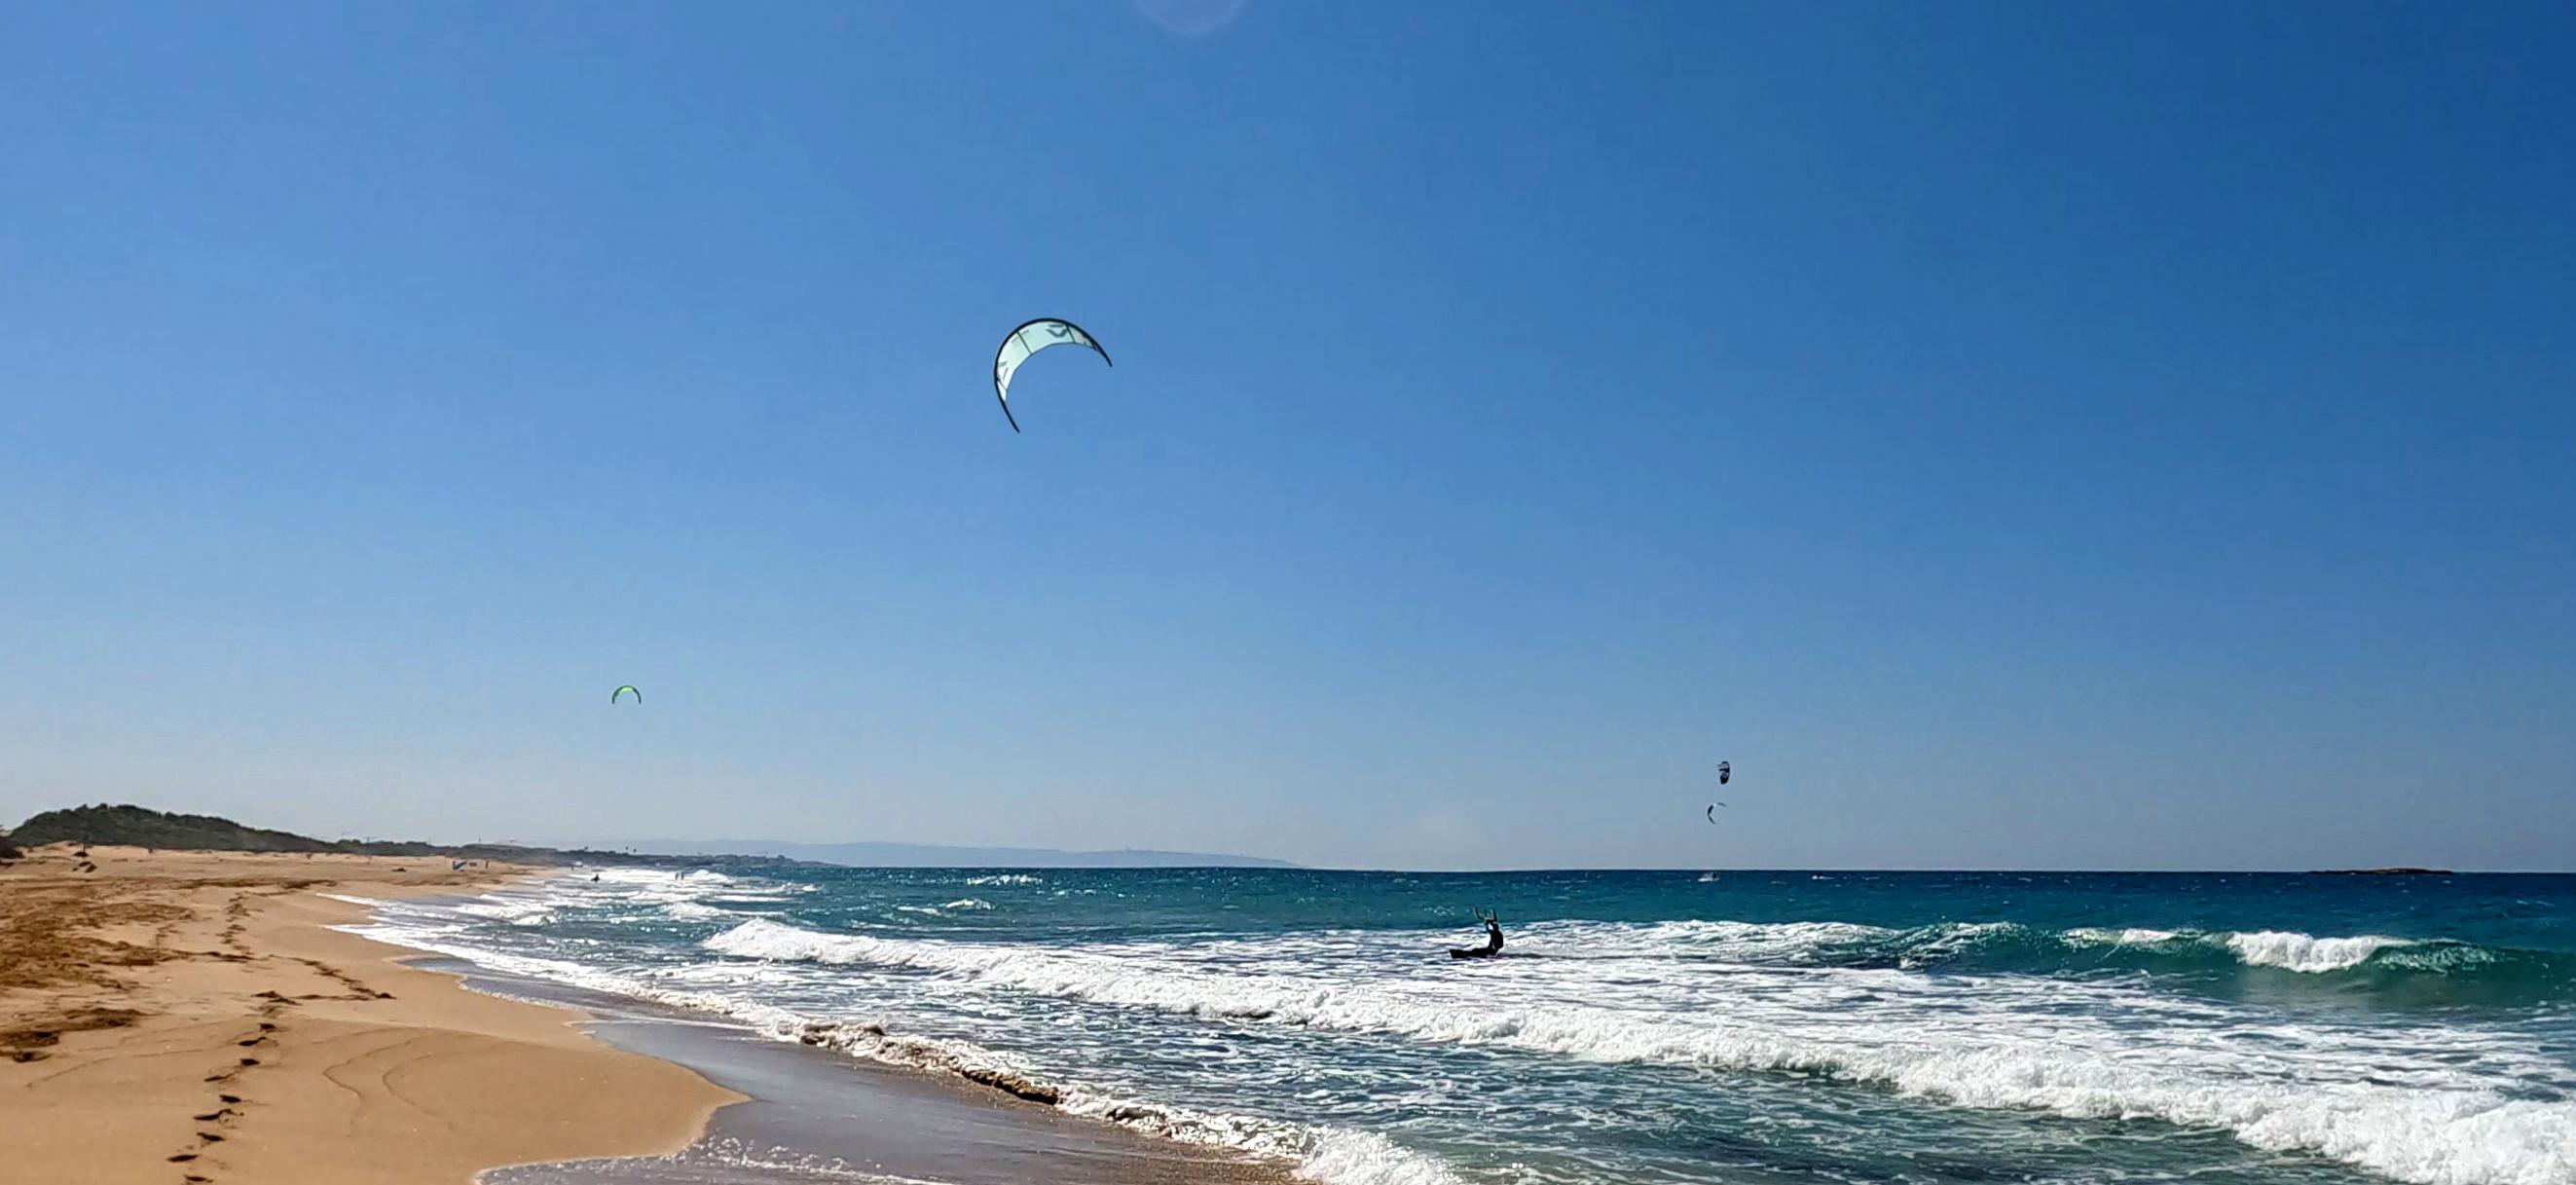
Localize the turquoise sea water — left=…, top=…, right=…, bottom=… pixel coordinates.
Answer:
left=350, top=869, right=2576, bottom=1185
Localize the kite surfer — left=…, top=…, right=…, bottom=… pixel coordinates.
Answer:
left=1450, top=908, right=1505, bottom=959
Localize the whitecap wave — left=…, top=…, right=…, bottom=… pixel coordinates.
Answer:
left=339, top=905, right=1462, bottom=1185
left=2066, top=927, right=2187, bottom=946
left=784, top=1018, right=1464, bottom=1185
left=2226, top=930, right=2412, bottom=973
left=456, top=900, right=558, bottom=927
left=356, top=880, right=2574, bottom=1185
left=702, top=919, right=2576, bottom=1185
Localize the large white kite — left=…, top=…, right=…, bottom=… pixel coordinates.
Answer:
left=992, top=317, right=1111, bottom=431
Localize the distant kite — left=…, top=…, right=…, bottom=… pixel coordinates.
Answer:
left=1717, top=761, right=1731, bottom=786
left=993, top=318, right=1111, bottom=431
left=1707, top=803, right=1727, bottom=824
left=611, top=685, right=642, bottom=704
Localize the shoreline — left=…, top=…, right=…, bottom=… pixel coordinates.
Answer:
left=444, top=957, right=1296, bottom=1185
left=0, top=843, right=1296, bottom=1185
left=0, top=844, right=739, bottom=1184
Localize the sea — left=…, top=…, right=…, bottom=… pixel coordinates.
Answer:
left=344, top=867, right=2576, bottom=1185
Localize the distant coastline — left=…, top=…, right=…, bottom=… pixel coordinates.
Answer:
left=635, top=838, right=1297, bottom=870
left=0, top=804, right=1296, bottom=872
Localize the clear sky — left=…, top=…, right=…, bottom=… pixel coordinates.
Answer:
left=3, top=2, right=2570, bottom=870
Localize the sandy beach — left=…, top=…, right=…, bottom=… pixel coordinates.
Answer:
left=0, top=844, right=739, bottom=1185
left=0, top=843, right=1299, bottom=1185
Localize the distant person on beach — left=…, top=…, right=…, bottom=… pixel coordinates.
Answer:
left=1450, top=908, right=1504, bottom=959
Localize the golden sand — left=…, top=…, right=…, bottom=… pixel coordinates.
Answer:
left=0, top=844, right=740, bottom=1185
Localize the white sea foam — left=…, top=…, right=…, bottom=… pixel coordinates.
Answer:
left=2061, top=926, right=2435, bottom=974
left=1558, top=916, right=2428, bottom=977
left=1886, top=920, right=2017, bottom=967
left=344, top=876, right=2576, bottom=1185
left=781, top=1018, right=1464, bottom=1185
left=343, top=900, right=1464, bottom=1185
left=941, top=899, right=994, bottom=910
left=702, top=919, right=2576, bottom=1185
left=572, top=866, right=802, bottom=910
left=457, top=900, right=559, bottom=926
left=1510, top=917, right=1890, bottom=963
left=2067, top=927, right=2187, bottom=945
left=965, top=873, right=1042, bottom=886
left=2227, top=930, right=2412, bottom=973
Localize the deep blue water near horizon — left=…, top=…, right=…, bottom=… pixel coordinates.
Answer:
left=350, top=868, right=2576, bottom=1185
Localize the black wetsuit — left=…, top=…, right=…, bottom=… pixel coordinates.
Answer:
left=1451, top=918, right=1505, bottom=959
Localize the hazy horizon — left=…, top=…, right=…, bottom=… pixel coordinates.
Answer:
left=7, top=797, right=2566, bottom=874
left=4, top=4, right=2569, bottom=870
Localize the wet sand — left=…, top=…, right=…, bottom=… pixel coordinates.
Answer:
left=448, top=962, right=1296, bottom=1185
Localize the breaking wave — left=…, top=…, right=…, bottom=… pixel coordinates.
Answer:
left=1503, top=918, right=2576, bottom=1004
left=340, top=899, right=1464, bottom=1185
left=705, top=918, right=2576, bottom=1185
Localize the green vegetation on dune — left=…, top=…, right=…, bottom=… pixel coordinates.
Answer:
left=2, top=803, right=804, bottom=871
left=11, top=803, right=342, bottom=853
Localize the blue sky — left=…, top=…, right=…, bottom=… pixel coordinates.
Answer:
left=3, top=2, right=2569, bottom=869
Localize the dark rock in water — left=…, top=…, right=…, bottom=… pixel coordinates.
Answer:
left=795, top=1019, right=886, bottom=1048
left=956, top=1064, right=1062, bottom=1104
left=2306, top=867, right=2453, bottom=875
